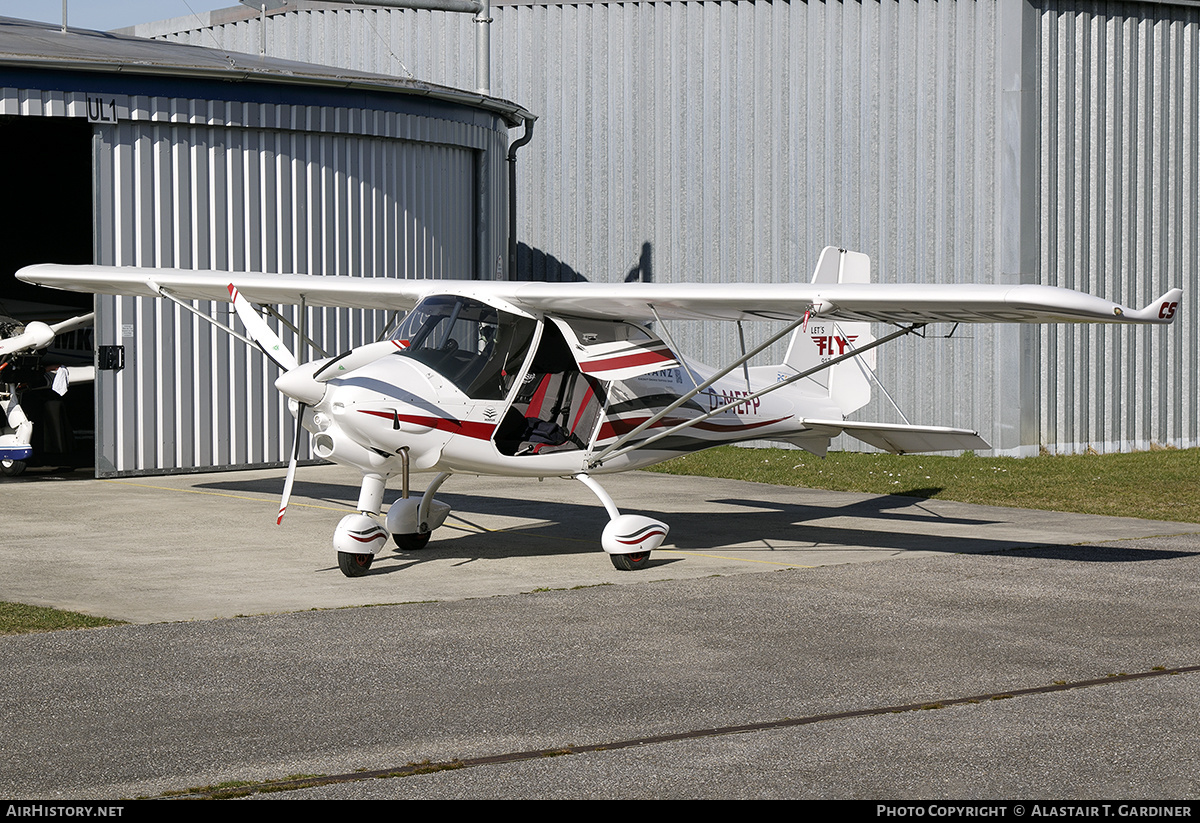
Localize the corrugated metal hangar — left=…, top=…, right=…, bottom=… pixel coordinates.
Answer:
left=142, top=0, right=1200, bottom=465
left=3, top=0, right=1196, bottom=478
left=0, top=15, right=531, bottom=475
left=134, top=0, right=1198, bottom=459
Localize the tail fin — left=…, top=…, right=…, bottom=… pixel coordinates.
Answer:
left=780, top=247, right=876, bottom=415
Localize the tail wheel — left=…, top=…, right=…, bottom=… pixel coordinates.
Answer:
left=338, top=551, right=374, bottom=577
left=610, top=551, right=651, bottom=571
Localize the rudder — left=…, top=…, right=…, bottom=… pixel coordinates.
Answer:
left=781, top=247, right=876, bottom=415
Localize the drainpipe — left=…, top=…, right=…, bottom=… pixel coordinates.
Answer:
left=475, top=0, right=491, bottom=94
left=243, top=0, right=528, bottom=276
left=507, top=116, right=535, bottom=280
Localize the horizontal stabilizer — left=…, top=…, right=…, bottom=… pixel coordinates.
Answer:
left=800, top=418, right=991, bottom=454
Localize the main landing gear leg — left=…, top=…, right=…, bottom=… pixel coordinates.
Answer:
left=575, top=474, right=669, bottom=571
left=334, top=472, right=390, bottom=578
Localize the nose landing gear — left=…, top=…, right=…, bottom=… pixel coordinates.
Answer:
left=334, top=465, right=453, bottom=577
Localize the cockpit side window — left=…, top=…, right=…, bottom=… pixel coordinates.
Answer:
left=388, top=296, right=536, bottom=400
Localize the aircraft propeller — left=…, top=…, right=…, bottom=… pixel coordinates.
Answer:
left=225, top=286, right=405, bottom=524
left=227, top=285, right=308, bottom=523
left=0, top=313, right=94, bottom=358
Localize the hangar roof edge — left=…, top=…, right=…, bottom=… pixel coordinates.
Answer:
left=119, top=0, right=1200, bottom=28
left=0, top=16, right=534, bottom=128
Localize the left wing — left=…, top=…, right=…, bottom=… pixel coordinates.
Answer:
left=16, top=265, right=439, bottom=311
left=17, top=260, right=1182, bottom=326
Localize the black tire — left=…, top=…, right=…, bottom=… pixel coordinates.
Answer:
left=610, top=551, right=651, bottom=571
left=338, top=551, right=374, bottom=577
left=393, top=532, right=432, bottom=551
left=1, top=458, right=26, bottom=478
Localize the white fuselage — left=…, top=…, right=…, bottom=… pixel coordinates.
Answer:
left=295, top=333, right=842, bottom=482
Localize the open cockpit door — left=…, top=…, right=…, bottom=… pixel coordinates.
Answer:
left=546, top=316, right=680, bottom=381
left=493, top=316, right=679, bottom=457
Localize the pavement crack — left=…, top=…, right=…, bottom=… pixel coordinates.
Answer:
left=157, top=664, right=1199, bottom=800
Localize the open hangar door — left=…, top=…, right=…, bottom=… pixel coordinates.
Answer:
left=0, top=114, right=96, bottom=475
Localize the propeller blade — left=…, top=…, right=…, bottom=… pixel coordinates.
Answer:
left=312, top=339, right=407, bottom=382
left=225, top=285, right=306, bottom=522
left=277, top=402, right=306, bottom=525
left=227, top=284, right=299, bottom=372
left=49, top=312, right=94, bottom=336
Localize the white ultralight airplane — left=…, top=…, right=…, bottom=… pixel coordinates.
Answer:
left=0, top=312, right=95, bottom=476
left=18, top=248, right=1182, bottom=575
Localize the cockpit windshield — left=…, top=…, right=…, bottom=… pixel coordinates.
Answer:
left=387, top=295, right=537, bottom=400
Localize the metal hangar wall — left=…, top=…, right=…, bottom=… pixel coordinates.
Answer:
left=139, top=0, right=1199, bottom=457
left=0, top=17, right=530, bottom=475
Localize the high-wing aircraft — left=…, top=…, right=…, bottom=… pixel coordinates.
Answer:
left=18, top=248, right=1182, bottom=575
left=0, top=312, right=95, bottom=476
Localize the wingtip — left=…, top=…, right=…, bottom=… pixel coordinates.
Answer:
left=1129, top=288, right=1183, bottom=323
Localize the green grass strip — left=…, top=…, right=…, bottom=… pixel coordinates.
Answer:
left=0, top=601, right=124, bottom=635
left=646, top=446, right=1200, bottom=523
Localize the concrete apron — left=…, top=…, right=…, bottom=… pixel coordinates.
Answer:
left=3, top=463, right=1197, bottom=623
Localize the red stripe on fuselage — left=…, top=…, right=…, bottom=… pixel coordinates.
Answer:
left=357, top=409, right=497, bottom=441
left=579, top=348, right=676, bottom=374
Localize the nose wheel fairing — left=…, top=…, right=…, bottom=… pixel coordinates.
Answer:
left=333, top=513, right=389, bottom=578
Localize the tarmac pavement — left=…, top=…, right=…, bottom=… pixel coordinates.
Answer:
left=1, top=464, right=1199, bottom=799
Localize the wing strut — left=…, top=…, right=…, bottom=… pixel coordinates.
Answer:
left=831, top=318, right=911, bottom=425
left=649, top=304, right=702, bottom=390
left=736, top=321, right=752, bottom=391
left=260, top=302, right=331, bottom=360
left=589, top=322, right=925, bottom=468
left=149, top=281, right=256, bottom=349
